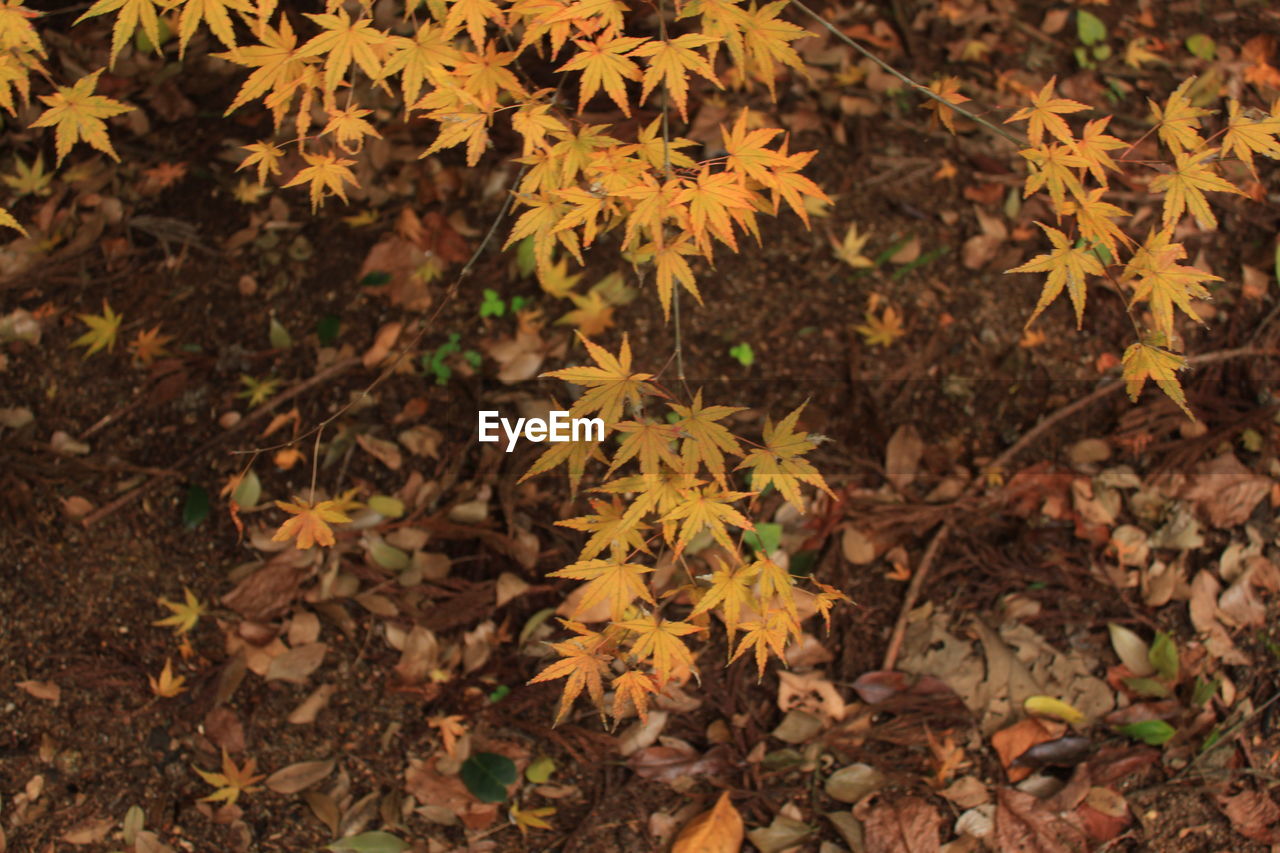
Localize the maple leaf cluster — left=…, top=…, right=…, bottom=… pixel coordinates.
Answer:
left=1001, top=76, right=1280, bottom=418
left=40, top=0, right=828, bottom=314
left=526, top=334, right=850, bottom=725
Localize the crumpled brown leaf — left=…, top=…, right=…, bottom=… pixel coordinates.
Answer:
left=995, top=787, right=1088, bottom=853
left=1179, top=453, right=1271, bottom=528
left=222, top=557, right=306, bottom=621
left=629, top=740, right=732, bottom=783
left=856, top=795, right=943, bottom=853
left=1217, top=788, right=1280, bottom=842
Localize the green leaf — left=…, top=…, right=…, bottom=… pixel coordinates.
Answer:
left=479, top=289, right=506, bottom=318
left=460, top=752, right=516, bottom=802
left=183, top=485, right=210, bottom=529
left=1076, top=10, right=1106, bottom=46
left=360, top=271, right=391, bottom=287
left=511, top=295, right=530, bottom=313
left=367, top=495, right=405, bottom=519
left=317, top=314, right=341, bottom=346
left=525, top=755, right=556, bottom=783
left=370, top=540, right=410, bottom=571
left=517, top=235, right=537, bottom=278
left=744, top=522, right=782, bottom=555
left=729, top=342, right=755, bottom=367
left=463, top=349, right=482, bottom=368
left=1117, top=719, right=1176, bottom=746
left=488, top=684, right=510, bottom=703
left=268, top=316, right=293, bottom=350
left=1148, top=630, right=1179, bottom=681
left=1185, top=34, right=1215, bottom=60
left=1122, top=676, right=1171, bottom=698
left=231, top=470, right=261, bottom=509
left=1191, top=675, right=1220, bottom=708
left=326, top=832, right=410, bottom=852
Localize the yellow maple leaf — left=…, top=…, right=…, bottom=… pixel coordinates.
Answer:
left=75, top=0, right=163, bottom=67
left=730, top=607, right=792, bottom=680
left=2, top=153, right=51, bottom=197
left=1122, top=339, right=1193, bottom=419
left=71, top=299, right=123, bottom=358
left=174, top=0, right=251, bottom=55
left=1005, top=75, right=1088, bottom=145
left=660, top=484, right=755, bottom=553
left=556, top=287, right=615, bottom=336
left=1221, top=99, right=1280, bottom=176
left=1127, top=243, right=1221, bottom=343
left=688, top=557, right=759, bottom=643
left=381, top=22, right=461, bottom=107
left=272, top=497, right=352, bottom=549
left=215, top=15, right=311, bottom=122
left=611, top=669, right=659, bottom=722
left=510, top=803, right=557, bottom=836
left=735, top=402, right=834, bottom=511
left=668, top=389, right=744, bottom=486
left=854, top=304, right=907, bottom=347
left=29, top=69, right=134, bottom=165
left=1148, top=77, right=1210, bottom=155
left=812, top=581, right=851, bottom=632
left=538, top=255, right=583, bottom=298
left=631, top=33, right=721, bottom=122
left=1149, top=147, right=1244, bottom=230
left=615, top=613, right=702, bottom=687
left=557, top=26, right=646, bottom=116
left=527, top=622, right=612, bottom=724
left=194, top=750, right=265, bottom=805
left=0, top=205, right=27, bottom=236
left=832, top=222, right=874, bottom=269
left=154, top=586, right=205, bottom=634
left=149, top=658, right=188, bottom=697
left=1006, top=223, right=1104, bottom=329
left=922, top=76, right=970, bottom=134
left=541, top=332, right=655, bottom=425
left=283, top=150, right=359, bottom=211
left=237, top=140, right=285, bottom=185
left=297, top=7, right=389, bottom=94
left=549, top=556, right=655, bottom=620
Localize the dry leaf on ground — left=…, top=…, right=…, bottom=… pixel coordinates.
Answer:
left=672, top=791, right=743, bottom=853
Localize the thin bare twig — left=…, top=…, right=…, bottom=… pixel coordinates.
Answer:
left=788, top=0, right=1027, bottom=148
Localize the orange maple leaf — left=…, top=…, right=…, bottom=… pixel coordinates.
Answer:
left=1005, top=76, right=1088, bottom=146
left=272, top=497, right=352, bottom=549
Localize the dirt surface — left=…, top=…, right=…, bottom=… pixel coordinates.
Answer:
left=5, top=0, right=1280, bottom=852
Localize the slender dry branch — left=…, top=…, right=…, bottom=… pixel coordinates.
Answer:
left=788, top=0, right=1027, bottom=148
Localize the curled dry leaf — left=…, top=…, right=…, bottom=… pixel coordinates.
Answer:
left=16, top=680, right=60, bottom=704
left=288, top=684, right=337, bottom=724
left=265, top=759, right=335, bottom=794
left=672, top=791, right=743, bottom=853
left=629, top=740, right=732, bottom=783
left=884, top=424, right=924, bottom=492
left=265, top=642, right=327, bottom=683
left=362, top=321, right=402, bottom=368
left=1216, top=788, right=1280, bottom=842
left=356, top=434, right=403, bottom=470
left=1189, top=570, right=1250, bottom=664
